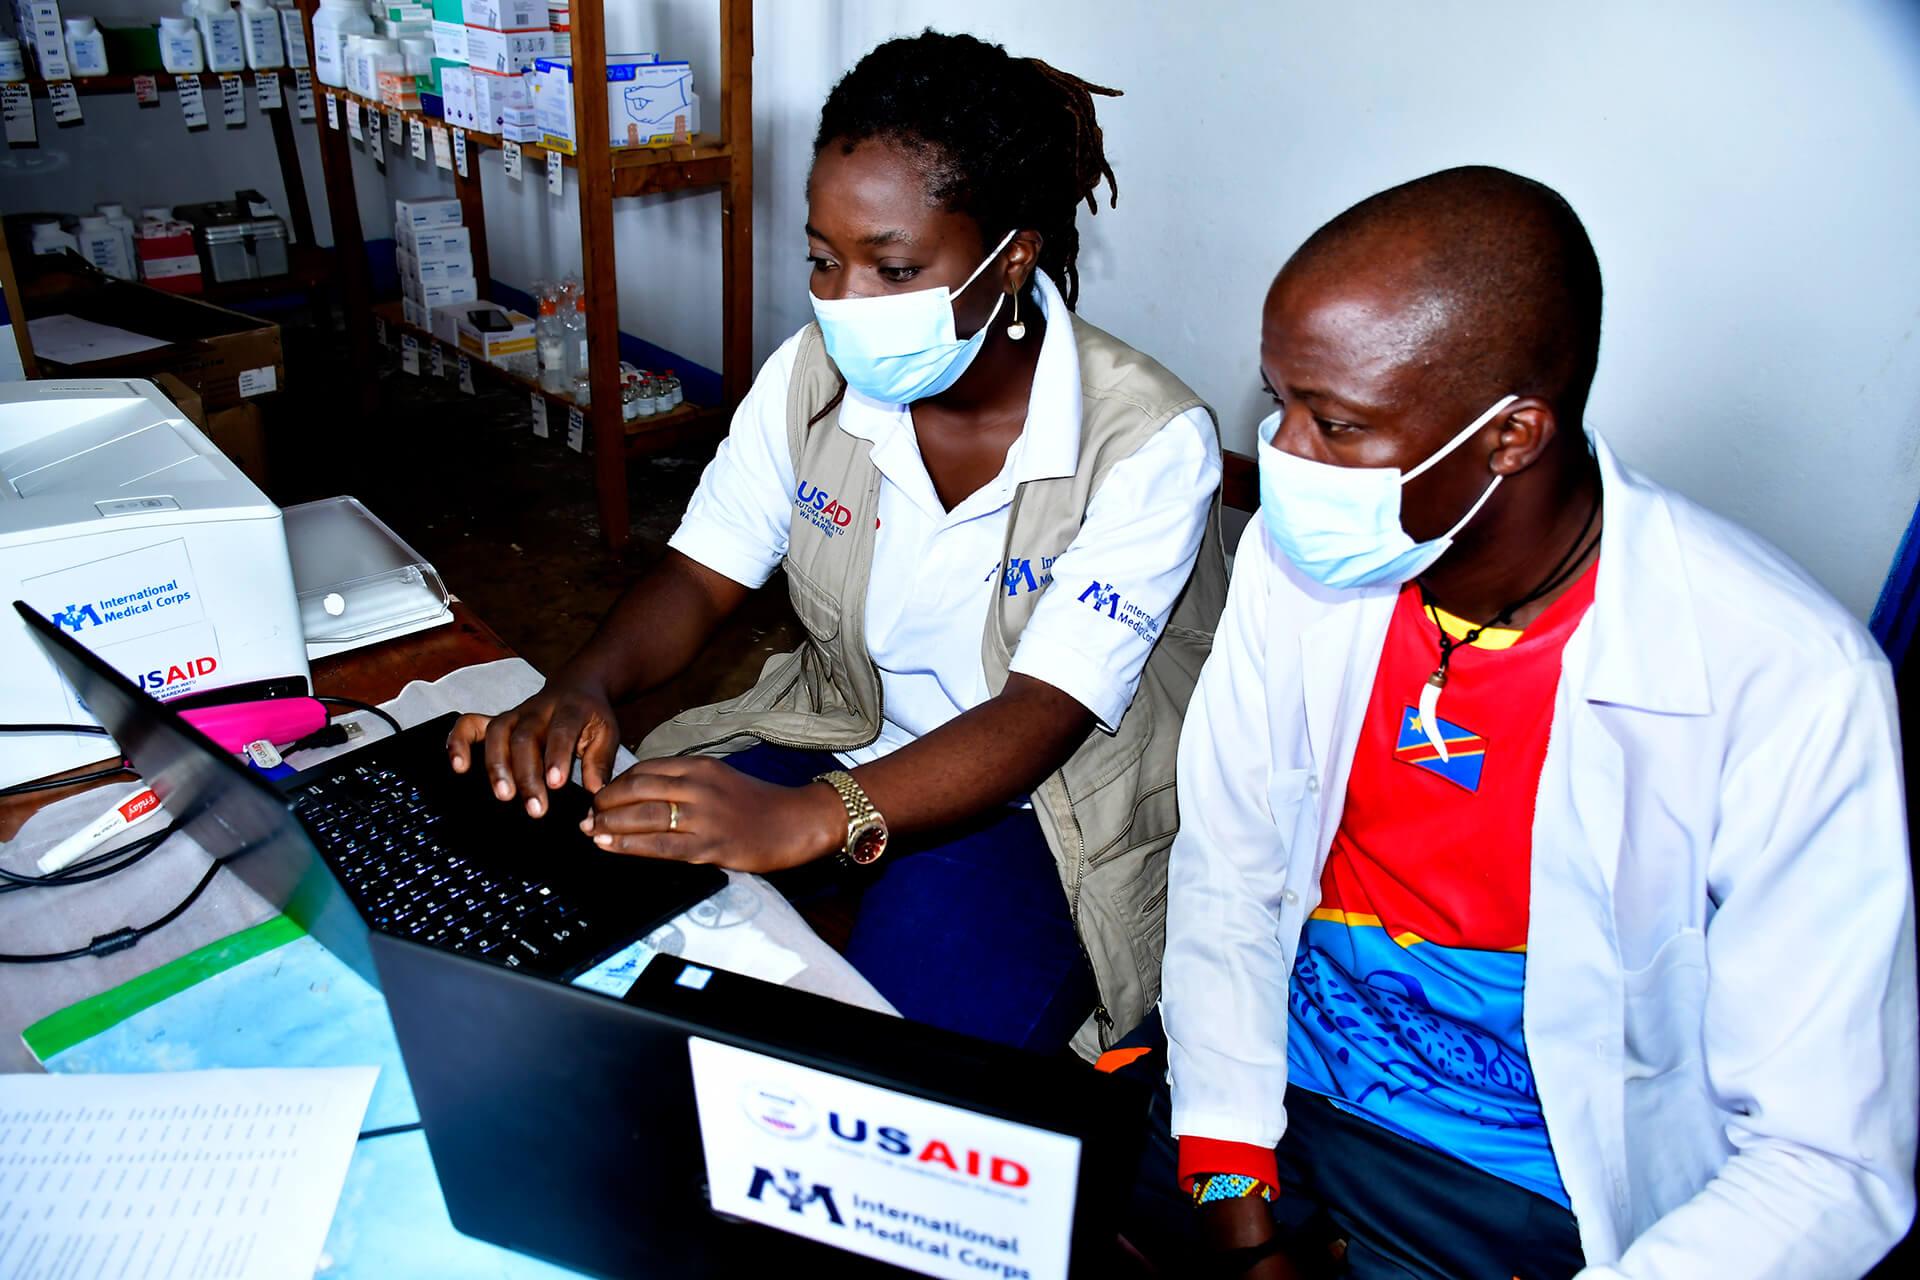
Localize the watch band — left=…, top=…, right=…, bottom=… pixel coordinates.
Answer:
left=814, top=769, right=888, bottom=869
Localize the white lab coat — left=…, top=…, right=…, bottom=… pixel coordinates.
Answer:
left=1162, top=434, right=1917, bottom=1278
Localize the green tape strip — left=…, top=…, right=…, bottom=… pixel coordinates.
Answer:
left=22, top=914, right=307, bottom=1063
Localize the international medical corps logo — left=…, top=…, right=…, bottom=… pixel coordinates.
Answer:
left=1077, top=580, right=1161, bottom=642
left=52, top=603, right=102, bottom=632
left=747, top=1166, right=846, bottom=1226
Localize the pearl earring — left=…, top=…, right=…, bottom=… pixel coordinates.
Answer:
left=1006, top=288, right=1026, bottom=341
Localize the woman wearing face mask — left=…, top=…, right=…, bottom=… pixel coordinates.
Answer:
left=447, top=31, right=1226, bottom=1057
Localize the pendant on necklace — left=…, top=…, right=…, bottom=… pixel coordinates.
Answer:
left=1418, top=668, right=1450, bottom=762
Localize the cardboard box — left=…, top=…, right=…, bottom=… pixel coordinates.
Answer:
left=534, top=55, right=701, bottom=153
left=204, top=402, right=270, bottom=490
left=378, top=69, right=422, bottom=111
left=394, top=196, right=464, bottom=229
left=468, top=66, right=530, bottom=134
left=25, top=279, right=283, bottom=411
left=397, top=245, right=472, bottom=283
left=397, top=224, right=473, bottom=257
left=403, top=297, right=431, bottom=330
left=439, top=65, right=476, bottom=129
left=420, top=277, right=478, bottom=307
left=431, top=19, right=466, bottom=63
left=462, top=0, right=540, bottom=30
left=430, top=301, right=463, bottom=345
left=453, top=301, right=535, bottom=365
left=463, top=25, right=550, bottom=75
left=499, top=104, right=538, bottom=144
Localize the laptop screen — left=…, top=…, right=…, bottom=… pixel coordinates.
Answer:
left=13, top=599, right=373, bottom=982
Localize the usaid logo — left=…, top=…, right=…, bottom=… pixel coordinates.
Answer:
left=794, top=480, right=854, bottom=538
left=1076, top=580, right=1161, bottom=643
left=741, top=1082, right=818, bottom=1140
left=827, top=1112, right=1030, bottom=1187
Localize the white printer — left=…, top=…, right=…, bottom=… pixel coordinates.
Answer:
left=0, top=379, right=308, bottom=789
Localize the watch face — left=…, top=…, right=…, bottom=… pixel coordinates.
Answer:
left=847, top=819, right=888, bottom=865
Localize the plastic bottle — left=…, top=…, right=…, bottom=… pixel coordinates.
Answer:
left=0, top=38, right=24, bottom=84
left=77, top=215, right=133, bottom=279
left=96, top=204, right=138, bottom=274
left=238, top=0, right=285, bottom=70
left=561, top=279, right=590, bottom=403
left=311, top=0, right=372, bottom=89
left=534, top=283, right=567, bottom=395
left=65, top=18, right=110, bottom=77
left=29, top=219, right=77, bottom=257
left=158, top=17, right=205, bottom=74
left=197, top=0, right=246, bottom=74
left=277, top=2, right=309, bottom=69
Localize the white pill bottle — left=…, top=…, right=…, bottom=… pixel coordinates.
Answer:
left=311, top=0, right=372, bottom=89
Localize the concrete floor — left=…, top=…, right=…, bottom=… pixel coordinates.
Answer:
left=265, top=309, right=802, bottom=748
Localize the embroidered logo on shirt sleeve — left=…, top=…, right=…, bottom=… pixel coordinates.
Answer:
left=1076, top=579, right=1161, bottom=641
left=794, top=480, right=855, bottom=537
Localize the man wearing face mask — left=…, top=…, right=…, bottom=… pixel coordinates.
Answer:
left=1137, top=167, right=1915, bottom=1278
left=446, top=33, right=1225, bottom=1057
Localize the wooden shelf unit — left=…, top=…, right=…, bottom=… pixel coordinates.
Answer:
left=303, top=0, right=753, bottom=550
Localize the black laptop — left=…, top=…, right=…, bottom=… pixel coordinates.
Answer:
left=14, top=599, right=725, bottom=989
left=370, top=932, right=1148, bottom=1279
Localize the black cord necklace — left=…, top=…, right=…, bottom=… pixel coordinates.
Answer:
left=1412, top=490, right=1602, bottom=756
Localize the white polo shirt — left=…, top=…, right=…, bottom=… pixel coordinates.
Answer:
left=668, top=271, right=1220, bottom=767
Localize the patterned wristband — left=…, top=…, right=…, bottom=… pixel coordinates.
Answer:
left=1191, top=1173, right=1274, bottom=1205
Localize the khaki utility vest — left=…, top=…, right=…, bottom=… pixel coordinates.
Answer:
left=640, top=319, right=1229, bottom=1058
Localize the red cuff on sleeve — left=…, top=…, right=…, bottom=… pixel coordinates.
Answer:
left=1176, top=1136, right=1280, bottom=1194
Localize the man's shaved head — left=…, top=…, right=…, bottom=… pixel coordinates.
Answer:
left=1281, top=166, right=1602, bottom=426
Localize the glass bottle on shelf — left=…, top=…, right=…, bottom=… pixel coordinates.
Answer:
left=534, top=281, right=567, bottom=394
left=662, top=369, right=684, bottom=408
left=561, top=277, right=590, bottom=403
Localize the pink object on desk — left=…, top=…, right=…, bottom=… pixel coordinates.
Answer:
left=178, top=698, right=328, bottom=754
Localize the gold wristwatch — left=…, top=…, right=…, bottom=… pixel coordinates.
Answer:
left=814, top=769, right=888, bottom=869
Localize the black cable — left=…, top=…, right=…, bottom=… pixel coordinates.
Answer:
left=0, top=764, right=134, bottom=799
left=0, top=723, right=111, bottom=736
left=0, top=843, right=221, bottom=965
left=0, top=818, right=183, bottom=892
left=317, top=697, right=403, bottom=738
left=356, top=1122, right=424, bottom=1142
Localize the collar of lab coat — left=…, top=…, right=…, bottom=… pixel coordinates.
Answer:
left=1580, top=432, right=1714, bottom=716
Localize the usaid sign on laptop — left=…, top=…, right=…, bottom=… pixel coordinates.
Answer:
left=689, top=1037, right=1082, bottom=1280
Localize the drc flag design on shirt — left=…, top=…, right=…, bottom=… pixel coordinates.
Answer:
left=1393, top=706, right=1486, bottom=792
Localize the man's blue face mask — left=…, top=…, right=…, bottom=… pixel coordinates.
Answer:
left=1255, top=394, right=1518, bottom=590
left=809, top=228, right=1017, bottom=405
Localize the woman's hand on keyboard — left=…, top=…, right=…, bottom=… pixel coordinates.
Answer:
left=577, top=756, right=845, bottom=873
left=445, top=682, right=623, bottom=819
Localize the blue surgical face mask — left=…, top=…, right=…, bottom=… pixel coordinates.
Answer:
left=809, top=227, right=1018, bottom=404
left=1256, top=394, right=1518, bottom=590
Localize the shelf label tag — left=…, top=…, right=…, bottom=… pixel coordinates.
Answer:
left=1, top=84, right=35, bottom=145
left=453, top=128, right=469, bottom=177
left=388, top=107, right=403, bottom=144
left=432, top=125, right=452, bottom=170
left=374, top=314, right=388, bottom=347
left=295, top=70, right=316, bottom=121
left=133, top=75, right=160, bottom=106
left=530, top=393, right=549, bottom=438
left=48, top=81, right=82, bottom=126
left=400, top=333, right=421, bottom=375
left=566, top=405, right=585, bottom=453
left=325, top=91, right=340, bottom=130
left=546, top=147, right=563, bottom=195
left=220, top=74, right=245, bottom=126
left=178, top=75, right=209, bottom=130
left=502, top=139, right=521, bottom=181
left=409, top=117, right=425, bottom=160
left=346, top=98, right=363, bottom=140
left=429, top=343, right=446, bottom=378
left=458, top=354, right=475, bottom=395
left=257, top=74, right=283, bottom=112
left=368, top=110, right=382, bottom=162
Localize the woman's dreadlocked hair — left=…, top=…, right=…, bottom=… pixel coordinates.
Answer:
left=813, top=30, right=1121, bottom=312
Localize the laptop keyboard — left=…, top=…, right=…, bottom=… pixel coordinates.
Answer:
left=293, top=764, right=610, bottom=978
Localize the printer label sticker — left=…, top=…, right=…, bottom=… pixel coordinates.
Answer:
left=24, top=537, right=213, bottom=667
left=688, top=1036, right=1080, bottom=1280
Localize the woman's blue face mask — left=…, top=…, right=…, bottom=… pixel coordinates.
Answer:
left=809, top=227, right=1018, bottom=404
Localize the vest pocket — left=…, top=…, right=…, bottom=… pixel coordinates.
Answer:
left=784, top=561, right=842, bottom=642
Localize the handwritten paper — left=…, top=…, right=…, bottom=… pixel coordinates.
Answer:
left=400, top=333, right=420, bottom=375
left=178, top=75, right=208, bottom=129
left=220, top=73, right=245, bottom=126
left=453, top=128, right=469, bottom=177
left=48, top=80, right=82, bottom=125
left=547, top=146, right=564, bottom=195
left=502, top=139, right=521, bottom=181
left=566, top=404, right=585, bottom=453
left=325, top=90, right=340, bottom=130
left=530, top=392, right=547, bottom=437
left=432, top=125, right=451, bottom=170
left=257, top=73, right=283, bottom=112
left=0, top=1067, right=376, bottom=1280
left=458, top=353, right=475, bottom=394
left=295, top=69, right=315, bottom=121
left=133, top=75, right=160, bottom=106
left=1, top=84, right=34, bottom=145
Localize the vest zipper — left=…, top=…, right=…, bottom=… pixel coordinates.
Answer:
left=1059, top=771, right=1114, bottom=1048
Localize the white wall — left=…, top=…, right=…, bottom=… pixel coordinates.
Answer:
left=743, top=0, right=1920, bottom=621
